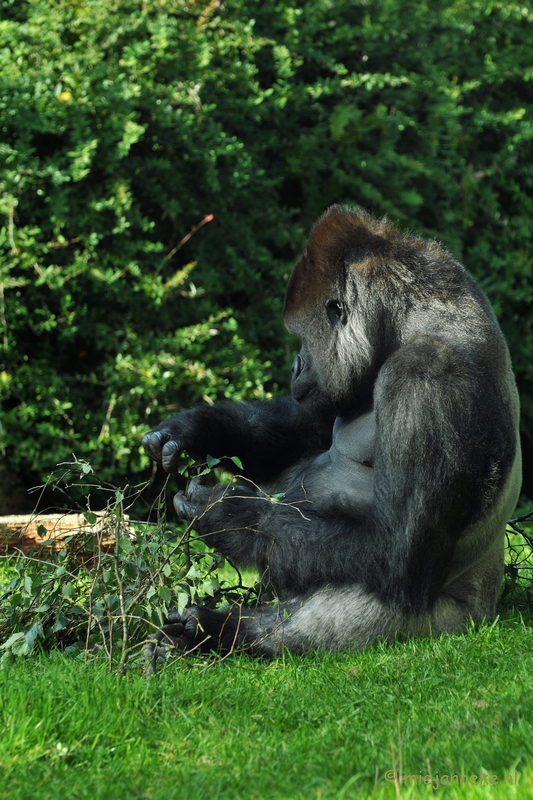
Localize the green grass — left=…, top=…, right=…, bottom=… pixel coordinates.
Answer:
left=1, top=515, right=532, bottom=800
left=1, top=616, right=532, bottom=800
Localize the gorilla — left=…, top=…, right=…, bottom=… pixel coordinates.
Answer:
left=142, top=205, right=522, bottom=657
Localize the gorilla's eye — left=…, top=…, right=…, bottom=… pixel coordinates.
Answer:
left=326, top=299, right=346, bottom=326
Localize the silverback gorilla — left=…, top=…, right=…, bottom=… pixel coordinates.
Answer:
left=142, top=205, right=522, bottom=656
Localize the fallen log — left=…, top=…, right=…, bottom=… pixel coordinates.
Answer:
left=0, top=512, right=134, bottom=561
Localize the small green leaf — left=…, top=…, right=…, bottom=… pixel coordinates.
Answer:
left=270, top=492, right=285, bottom=503
left=0, top=631, right=25, bottom=651
left=52, top=614, right=69, bottom=632
left=25, top=623, right=44, bottom=650
left=176, top=591, right=190, bottom=612
left=158, top=585, right=172, bottom=604
left=201, top=577, right=220, bottom=596
left=118, top=536, right=132, bottom=553
left=185, top=564, right=202, bottom=580
left=12, top=638, right=31, bottom=657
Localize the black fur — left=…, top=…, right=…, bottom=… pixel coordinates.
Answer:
left=142, top=205, right=521, bottom=657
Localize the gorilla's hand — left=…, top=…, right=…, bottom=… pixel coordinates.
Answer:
left=142, top=428, right=184, bottom=472
left=142, top=410, right=208, bottom=472
left=173, top=478, right=223, bottom=521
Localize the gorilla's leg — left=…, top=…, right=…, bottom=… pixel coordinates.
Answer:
left=144, top=583, right=480, bottom=663
left=146, top=536, right=505, bottom=665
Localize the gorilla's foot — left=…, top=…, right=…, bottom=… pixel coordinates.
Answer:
left=144, top=609, right=202, bottom=674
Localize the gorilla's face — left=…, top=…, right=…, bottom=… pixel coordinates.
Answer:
left=283, top=205, right=425, bottom=417
left=286, top=308, right=376, bottom=418
left=286, top=302, right=369, bottom=418
left=284, top=210, right=381, bottom=417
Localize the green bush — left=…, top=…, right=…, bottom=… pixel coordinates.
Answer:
left=0, top=0, right=532, bottom=502
left=0, top=457, right=260, bottom=668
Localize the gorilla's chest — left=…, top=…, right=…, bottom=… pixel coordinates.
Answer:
left=331, top=409, right=376, bottom=466
left=288, top=410, right=376, bottom=510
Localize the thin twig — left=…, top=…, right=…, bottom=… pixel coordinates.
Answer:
left=165, top=214, right=213, bottom=262
left=8, top=203, right=17, bottom=254
left=113, top=505, right=129, bottom=675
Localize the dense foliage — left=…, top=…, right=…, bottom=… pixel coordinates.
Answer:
left=1, top=0, right=532, bottom=505
left=0, top=463, right=250, bottom=668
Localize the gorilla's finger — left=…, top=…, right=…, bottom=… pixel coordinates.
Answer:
left=161, top=439, right=183, bottom=472
left=166, top=608, right=200, bottom=640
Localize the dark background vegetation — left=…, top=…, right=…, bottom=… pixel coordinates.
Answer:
left=0, top=0, right=532, bottom=514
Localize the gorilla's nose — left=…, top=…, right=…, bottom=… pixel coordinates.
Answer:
left=292, top=354, right=303, bottom=378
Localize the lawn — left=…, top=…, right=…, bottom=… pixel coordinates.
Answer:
left=0, top=615, right=532, bottom=800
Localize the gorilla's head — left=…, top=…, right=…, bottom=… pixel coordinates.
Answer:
left=283, top=204, right=458, bottom=417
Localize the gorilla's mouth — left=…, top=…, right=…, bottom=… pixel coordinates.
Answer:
left=291, top=352, right=311, bottom=403
left=292, top=384, right=312, bottom=403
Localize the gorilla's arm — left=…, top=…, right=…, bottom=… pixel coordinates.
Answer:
left=142, top=396, right=332, bottom=484
left=173, top=478, right=375, bottom=595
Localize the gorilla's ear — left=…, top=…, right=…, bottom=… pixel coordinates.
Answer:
left=284, top=205, right=390, bottom=333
